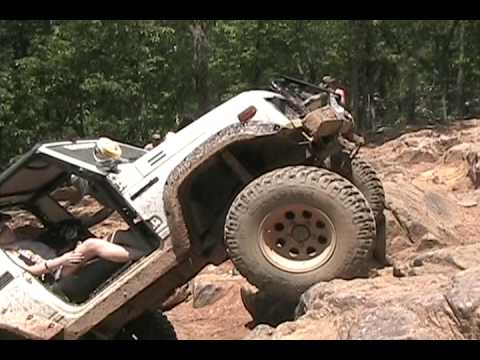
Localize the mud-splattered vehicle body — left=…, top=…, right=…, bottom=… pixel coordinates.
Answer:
left=0, top=77, right=386, bottom=339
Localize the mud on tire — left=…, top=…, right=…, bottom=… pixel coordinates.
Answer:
left=224, top=166, right=376, bottom=299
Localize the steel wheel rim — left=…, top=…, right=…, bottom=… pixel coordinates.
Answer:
left=259, top=203, right=337, bottom=273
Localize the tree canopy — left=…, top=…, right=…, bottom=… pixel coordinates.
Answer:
left=1, top=20, right=479, bottom=164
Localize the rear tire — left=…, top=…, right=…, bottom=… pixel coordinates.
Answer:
left=350, top=157, right=385, bottom=220
left=115, top=311, right=177, bottom=340
left=331, top=154, right=388, bottom=265
left=225, top=166, right=376, bottom=299
left=350, top=158, right=389, bottom=265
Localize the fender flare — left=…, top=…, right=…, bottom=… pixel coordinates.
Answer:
left=163, top=121, right=283, bottom=254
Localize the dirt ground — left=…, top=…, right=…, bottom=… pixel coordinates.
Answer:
left=165, top=262, right=253, bottom=340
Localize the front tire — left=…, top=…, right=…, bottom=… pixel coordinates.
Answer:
left=225, top=166, right=376, bottom=299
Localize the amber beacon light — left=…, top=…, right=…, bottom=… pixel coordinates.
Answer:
left=238, top=106, right=257, bottom=124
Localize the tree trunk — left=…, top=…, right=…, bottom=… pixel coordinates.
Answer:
left=252, top=21, right=265, bottom=87
left=78, top=105, right=86, bottom=138
left=350, top=21, right=361, bottom=128
left=456, top=21, right=466, bottom=119
left=408, top=68, right=418, bottom=124
left=438, top=21, right=460, bottom=123
left=363, top=22, right=374, bottom=131
left=190, top=21, right=210, bottom=115
left=441, top=63, right=449, bottom=123
left=406, top=55, right=418, bottom=125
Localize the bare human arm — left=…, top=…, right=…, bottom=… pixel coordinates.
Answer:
left=21, top=251, right=85, bottom=276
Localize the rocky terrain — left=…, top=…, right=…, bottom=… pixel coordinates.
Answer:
left=13, top=119, right=480, bottom=340
left=167, top=119, right=480, bottom=340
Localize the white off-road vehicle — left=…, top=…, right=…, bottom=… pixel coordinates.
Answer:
left=0, top=77, right=386, bottom=340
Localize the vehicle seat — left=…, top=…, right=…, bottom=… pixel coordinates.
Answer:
left=50, top=258, right=128, bottom=304
left=50, top=228, right=157, bottom=304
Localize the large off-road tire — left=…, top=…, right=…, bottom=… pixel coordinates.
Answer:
left=350, top=157, right=385, bottom=220
left=225, top=166, right=376, bottom=299
left=115, top=311, right=177, bottom=340
left=331, top=153, right=385, bottom=220
left=350, top=158, right=390, bottom=265
left=331, top=154, right=389, bottom=265
left=373, top=212, right=390, bottom=265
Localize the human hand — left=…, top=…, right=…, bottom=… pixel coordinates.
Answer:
left=61, top=251, right=85, bottom=266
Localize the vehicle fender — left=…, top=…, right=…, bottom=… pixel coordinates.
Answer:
left=163, top=121, right=283, bottom=254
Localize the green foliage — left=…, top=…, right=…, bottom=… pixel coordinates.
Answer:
left=1, top=20, right=480, bottom=165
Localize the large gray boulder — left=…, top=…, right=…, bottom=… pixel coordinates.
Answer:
left=246, top=259, right=480, bottom=339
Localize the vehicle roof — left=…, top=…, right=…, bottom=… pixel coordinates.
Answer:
left=0, top=140, right=145, bottom=209
left=0, top=90, right=281, bottom=209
